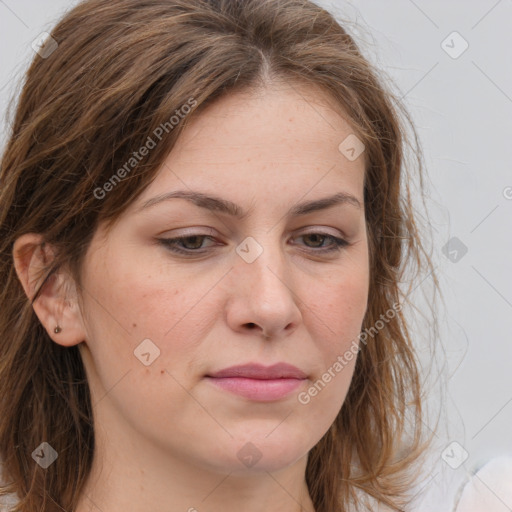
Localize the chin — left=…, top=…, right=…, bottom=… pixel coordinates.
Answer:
left=202, top=431, right=312, bottom=475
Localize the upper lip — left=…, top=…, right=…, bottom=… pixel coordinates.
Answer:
left=206, top=363, right=307, bottom=380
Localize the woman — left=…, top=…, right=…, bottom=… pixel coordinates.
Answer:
left=0, top=0, right=439, bottom=510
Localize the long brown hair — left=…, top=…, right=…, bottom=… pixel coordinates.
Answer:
left=0, top=0, right=439, bottom=510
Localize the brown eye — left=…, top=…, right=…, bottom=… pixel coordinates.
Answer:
left=159, top=235, right=217, bottom=255
left=295, top=232, right=348, bottom=252
left=302, top=233, right=327, bottom=248
left=178, top=236, right=207, bottom=250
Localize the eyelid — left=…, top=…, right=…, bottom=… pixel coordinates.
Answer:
left=162, top=225, right=346, bottom=240
left=161, top=226, right=217, bottom=237
left=157, top=228, right=350, bottom=257
left=297, top=226, right=347, bottom=238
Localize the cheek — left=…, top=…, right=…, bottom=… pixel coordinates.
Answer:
left=323, top=282, right=368, bottom=344
left=314, top=261, right=369, bottom=344
left=83, top=246, right=197, bottom=338
left=306, top=258, right=368, bottom=396
left=81, top=256, right=223, bottom=399
left=79, top=258, right=205, bottom=417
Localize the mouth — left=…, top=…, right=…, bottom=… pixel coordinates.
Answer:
left=204, top=362, right=308, bottom=402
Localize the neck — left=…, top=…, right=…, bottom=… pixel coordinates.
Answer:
left=75, top=407, right=316, bottom=512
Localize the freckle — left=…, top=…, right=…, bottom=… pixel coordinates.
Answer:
left=132, top=323, right=137, bottom=328
left=161, top=370, right=165, bottom=374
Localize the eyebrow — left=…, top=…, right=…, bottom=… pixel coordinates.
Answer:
left=137, top=190, right=362, bottom=218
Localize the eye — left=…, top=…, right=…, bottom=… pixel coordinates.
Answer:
left=158, top=234, right=217, bottom=255
left=292, top=232, right=349, bottom=253
left=157, top=231, right=349, bottom=256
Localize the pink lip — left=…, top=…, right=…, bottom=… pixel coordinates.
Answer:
left=205, top=363, right=307, bottom=402
left=207, top=363, right=307, bottom=380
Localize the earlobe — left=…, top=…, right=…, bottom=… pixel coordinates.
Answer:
left=12, top=233, right=86, bottom=347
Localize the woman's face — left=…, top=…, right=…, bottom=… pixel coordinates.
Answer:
left=76, top=81, right=369, bottom=475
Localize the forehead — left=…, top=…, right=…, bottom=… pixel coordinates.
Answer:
left=133, top=81, right=366, bottom=209
left=178, top=81, right=360, bottom=157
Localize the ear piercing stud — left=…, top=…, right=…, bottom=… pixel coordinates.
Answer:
left=54, top=325, right=62, bottom=334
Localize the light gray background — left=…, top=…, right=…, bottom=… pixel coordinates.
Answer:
left=1, top=0, right=511, bottom=509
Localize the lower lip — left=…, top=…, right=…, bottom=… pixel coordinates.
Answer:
left=205, top=377, right=305, bottom=401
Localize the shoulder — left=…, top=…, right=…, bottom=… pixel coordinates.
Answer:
left=454, top=455, right=512, bottom=511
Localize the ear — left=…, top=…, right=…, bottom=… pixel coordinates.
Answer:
left=12, top=233, right=86, bottom=347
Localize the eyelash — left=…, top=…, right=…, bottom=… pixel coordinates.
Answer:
left=158, top=232, right=349, bottom=256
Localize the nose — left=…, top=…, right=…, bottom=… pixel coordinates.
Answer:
left=224, top=236, right=302, bottom=340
